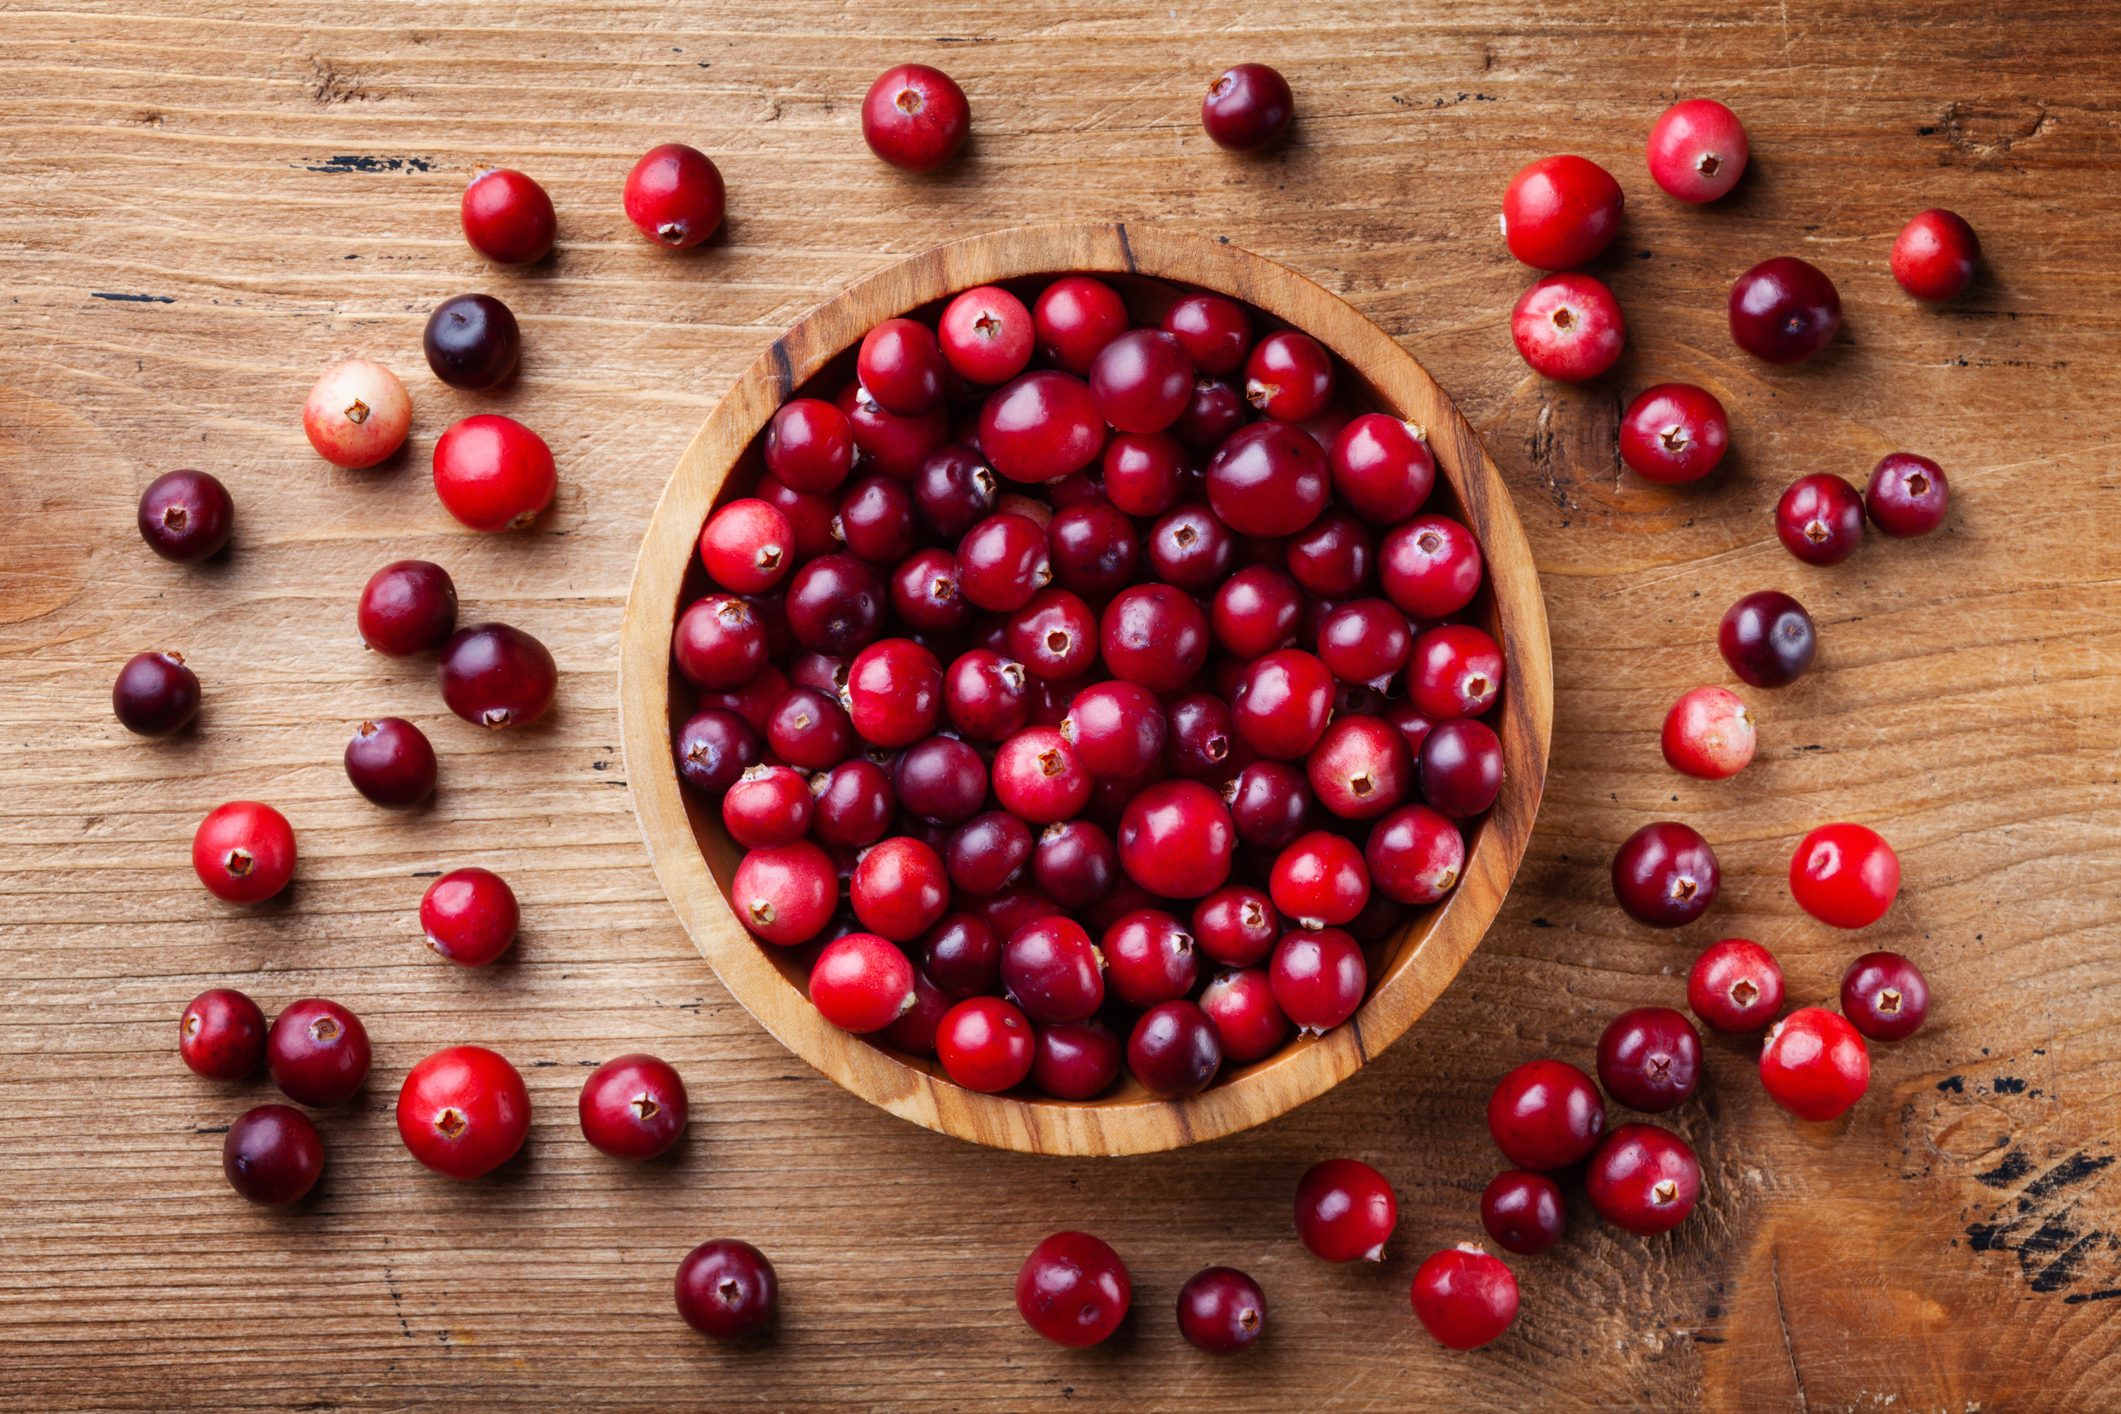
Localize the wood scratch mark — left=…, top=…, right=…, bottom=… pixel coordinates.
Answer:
left=1771, top=1247, right=1811, bottom=1413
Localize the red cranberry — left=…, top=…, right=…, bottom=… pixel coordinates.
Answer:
left=957, top=513, right=1052, bottom=611
left=731, top=841, right=837, bottom=946
left=1007, top=588, right=1098, bottom=681
left=843, top=638, right=940, bottom=748
left=1719, top=590, right=1816, bottom=687
left=1385, top=700, right=1436, bottom=760
left=1662, top=685, right=1755, bottom=780
left=809, top=932, right=917, bottom=1033
left=1587, top=1123, right=1701, bottom=1233
left=1294, top=1158, right=1397, bottom=1262
left=113, top=650, right=201, bottom=736
left=766, top=397, right=856, bottom=493
left=858, top=318, right=947, bottom=417
left=1061, top=680, right=1166, bottom=778
left=1488, top=1059, right=1604, bottom=1171
left=137, top=469, right=233, bottom=562
left=1865, top=452, right=1948, bottom=537
left=1481, top=1172, right=1565, bottom=1255
left=673, top=595, right=765, bottom=690
left=1892, top=208, right=1979, bottom=301
left=1286, top=511, right=1372, bottom=599
left=396, top=1045, right=530, bottom=1179
left=1033, top=819, right=1116, bottom=909
left=267, top=998, right=370, bottom=1107
left=1380, top=515, right=1484, bottom=620
left=423, top=292, right=520, bottom=392
left=358, top=560, right=457, bottom=656
left=1790, top=822, right=1899, bottom=928
left=1597, top=1007, right=1702, bottom=1113
left=1841, top=951, right=1930, bottom=1042
left=1730, top=256, right=1841, bottom=363
left=943, top=649, right=1029, bottom=742
left=1088, top=329, right=1193, bottom=434
left=861, top=63, right=969, bottom=171
left=1619, top=383, right=1730, bottom=483
left=1118, top=779, right=1234, bottom=898
left=1213, top=566, right=1304, bottom=658
left=893, top=736, right=987, bottom=825
left=1032, top=276, right=1128, bottom=376
left=345, top=717, right=437, bottom=807
left=1328, top=414, right=1434, bottom=522
left=1221, top=759, right=1310, bottom=850
left=1099, top=909, right=1196, bottom=1007
left=192, top=801, right=295, bottom=903
left=1612, top=822, right=1719, bottom=927
left=1243, top=331, right=1334, bottom=423
left=979, top=371, right=1106, bottom=484
left=937, top=995, right=1036, bottom=1092
left=304, top=359, right=411, bottom=469
left=1198, top=966, right=1289, bottom=1063
left=812, top=758, right=895, bottom=847
left=841, top=381, right=950, bottom=477
left=180, top=988, right=266, bottom=1080
left=1365, top=804, right=1464, bottom=905
left=1776, top=473, right=1865, bottom=566
left=432, top=413, right=555, bottom=531
left=1269, top=831, right=1368, bottom=929
left=1030, top=1020, right=1123, bottom=1099
left=1192, top=885, right=1279, bottom=968
left=850, top=836, right=949, bottom=942
left=623, top=143, right=724, bottom=247
left=1761, top=1008, right=1871, bottom=1121
left=993, top=727, right=1091, bottom=823
left=1512, top=272, right=1626, bottom=381
left=1645, top=98, right=1749, bottom=202
left=1501, top=155, right=1623, bottom=269
left=1043, top=500, right=1136, bottom=602
left=223, top=1104, right=325, bottom=1205
left=438, top=623, right=557, bottom=730
left=1315, top=600, right=1409, bottom=691
left=1411, top=1245, right=1518, bottom=1350
left=786, top=553, right=886, bottom=653
left=1100, top=432, right=1188, bottom=518
left=1201, top=63, right=1294, bottom=151
left=1146, top=501, right=1233, bottom=592
left=1128, top=1000, right=1222, bottom=1098
left=675, top=1239, right=777, bottom=1339
left=939, top=286, right=1033, bottom=384
left=1307, top=715, right=1410, bottom=820
left=1418, top=719, right=1504, bottom=818
left=1173, top=375, right=1247, bottom=449
left=1229, top=649, right=1333, bottom=759
left=419, top=866, right=518, bottom=967
left=1101, top=584, right=1209, bottom=693
left=1687, top=938, right=1785, bottom=1034
left=1269, top=925, right=1366, bottom=1031
left=1176, top=1267, right=1266, bottom=1355
left=921, top=911, right=1003, bottom=997
left=702, top=665, right=789, bottom=735
left=766, top=687, right=853, bottom=770
left=579, top=1054, right=688, bottom=1160
left=460, top=167, right=555, bottom=263
left=1206, top=421, right=1328, bottom=536
left=759, top=475, right=839, bottom=560
left=1162, top=293, right=1253, bottom=375
left=698, top=499, right=792, bottom=595
left=723, top=765, right=814, bottom=847
left=1018, top=1232, right=1130, bottom=1347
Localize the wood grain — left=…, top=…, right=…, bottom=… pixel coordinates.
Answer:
left=2, top=1, right=2117, bottom=1408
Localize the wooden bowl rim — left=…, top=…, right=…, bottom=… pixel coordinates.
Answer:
left=619, top=222, right=1552, bottom=1156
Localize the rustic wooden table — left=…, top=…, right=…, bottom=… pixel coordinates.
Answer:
left=3, top=3, right=2116, bottom=1409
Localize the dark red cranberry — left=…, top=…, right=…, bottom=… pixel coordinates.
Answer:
left=892, top=736, right=986, bottom=825
left=1128, top=999, right=1222, bottom=1098
left=945, top=811, right=1035, bottom=895
left=758, top=474, right=840, bottom=559
left=267, top=998, right=371, bottom=1107
left=1046, top=499, right=1140, bottom=600
left=1687, top=937, right=1785, bottom=1034
left=993, top=726, right=1091, bottom=823
left=623, top=143, right=724, bottom=247
left=1512, top=272, right=1626, bottom=381
left=1306, top=715, right=1410, bottom=820
left=957, top=513, right=1053, bottom=611
left=1030, top=1020, right=1123, bottom=1100
left=834, top=474, right=917, bottom=563
left=1612, top=821, right=1719, bottom=927
left=1057, top=680, right=1162, bottom=781
left=1031, top=277, right=1127, bottom=375
left=1206, top=421, right=1328, bottom=537
left=811, top=758, right=895, bottom=848
left=675, top=707, right=760, bottom=797
left=1001, top=917, right=1104, bottom=1024
left=979, top=372, right=1106, bottom=484
left=180, top=988, right=267, bottom=1080
left=698, top=664, right=788, bottom=736
left=731, top=841, right=837, bottom=946
left=943, top=648, right=1030, bottom=741
left=939, top=286, right=1033, bottom=384
left=1118, top=779, right=1234, bottom=898
left=423, top=293, right=520, bottom=391
left=1327, top=417, right=1432, bottom=525
left=113, top=650, right=201, bottom=735
left=1865, top=452, right=1949, bottom=537
left=1418, top=719, right=1504, bottom=818
left=1198, top=966, right=1288, bottom=1062
left=1481, top=1171, right=1566, bottom=1255
left=1176, top=1267, right=1266, bottom=1355
left=880, top=968, right=949, bottom=1054
left=858, top=318, right=947, bottom=416
left=1211, top=566, right=1302, bottom=659
left=1100, top=432, right=1188, bottom=518
left=1501, top=154, right=1623, bottom=269
left=841, top=381, right=951, bottom=478
left=1161, top=293, right=1253, bottom=377
left=1294, top=1158, right=1397, bottom=1262
left=137, top=469, right=234, bottom=562
left=1201, top=63, right=1294, bottom=152
left=1411, top=1246, right=1518, bottom=1350
left=1285, top=511, right=1371, bottom=599
left=912, top=445, right=998, bottom=537
left=579, top=1053, right=688, bottom=1160
left=767, top=686, right=854, bottom=770
left=1718, top=590, right=1816, bottom=688
left=861, top=62, right=970, bottom=170
left=358, top=560, right=458, bottom=656
left=1646, top=98, right=1748, bottom=203
left=1586, top=1124, right=1701, bottom=1233
left=1619, top=383, right=1730, bottom=484
left=849, top=836, right=949, bottom=942
left=1776, top=474, right=1865, bottom=566
left=1007, top=588, right=1098, bottom=680
left=1892, top=208, right=1980, bottom=301
left=675, top=1239, right=777, bottom=1340
left=1089, top=329, right=1194, bottom=434
left=783, top=554, right=884, bottom=655
left=1243, top=331, right=1334, bottom=424
left=922, top=912, right=1003, bottom=999
left=1163, top=693, right=1236, bottom=781
left=1017, top=1231, right=1130, bottom=1347
left=1380, top=515, right=1484, bottom=620
left=1385, top=700, right=1435, bottom=759
left=1366, top=803, right=1465, bottom=905
left=223, top=1104, right=324, bottom=1205
left=1173, top=375, right=1247, bottom=449
left=1268, top=925, right=1366, bottom=1030
left=1487, top=1058, right=1604, bottom=1170
left=1220, top=759, right=1309, bottom=850
left=1101, top=584, right=1209, bottom=693
left=439, top=623, right=557, bottom=730
left=344, top=717, right=437, bottom=807
left=1146, top=501, right=1234, bottom=592
left=1840, top=951, right=1930, bottom=1042
left=766, top=397, right=856, bottom=493
left=460, top=168, right=555, bottom=264
left=420, top=866, right=518, bottom=966
left=1597, top=1007, right=1702, bottom=1113
left=672, top=595, right=765, bottom=689
left=1730, top=256, right=1842, bottom=363
left=1101, top=908, right=1199, bottom=1007
left=1033, top=819, right=1116, bottom=908
left=723, top=764, right=814, bottom=848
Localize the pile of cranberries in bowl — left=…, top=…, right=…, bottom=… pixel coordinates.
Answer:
left=670, top=272, right=1511, bottom=1102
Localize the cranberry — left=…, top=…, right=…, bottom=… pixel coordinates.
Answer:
left=623, top=143, right=724, bottom=247
left=396, top=1045, right=530, bottom=1179
left=1385, top=701, right=1436, bottom=760
left=439, top=622, right=557, bottom=730
left=303, top=359, right=410, bottom=469
left=1269, top=925, right=1366, bottom=1031
left=1841, top=951, right=1931, bottom=1042
left=1128, top=1000, right=1222, bottom=1097
left=766, top=397, right=856, bottom=493
left=1008, top=588, right=1098, bottom=680
left=672, top=595, right=764, bottom=690
left=763, top=687, right=850, bottom=770
left=223, top=1104, right=325, bottom=1205
left=1512, top=272, right=1626, bottom=382
left=1201, top=62, right=1294, bottom=151
left=1719, top=590, right=1816, bottom=687
left=1191, top=885, right=1279, bottom=968
left=911, top=448, right=998, bottom=540
left=978, top=372, right=1106, bottom=484
left=1101, top=584, right=1209, bottom=693
left=1091, top=441, right=1179, bottom=526
left=939, top=286, right=1033, bottom=384
left=732, top=841, right=837, bottom=946
left=696, top=500, right=791, bottom=595
left=1645, top=98, right=1749, bottom=202
left=1086, top=329, right=1192, bottom=434
left=192, top=801, right=295, bottom=903
left=941, top=649, right=1028, bottom=742
left=1730, top=256, right=1842, bottom=363
left=1365, top=804, right=1464, bottom=905
left=1418, top=719, right=1504, bottom=818
left=675, top=1239, right=777, bottom=1339
left=812, top=758, right=895, bottom=847
left=1173, top=375, right=1247, bottom=449
left=1501, top=155, right=1623, bottom=269
left=1661, top=685, right=1755, bottom=780
left=759, top=475, right=839, bottom=559
left=1865, top=452, right=1949, bottom=537
left=1892, top=208, right=1980, bottom=301
left=1619, top=383, right=1729, bottom=484
left=978, top=886, right=1058, bottom=946
left=1790, top=822, right=1899, bottom=928
left=1776, top=474, right=1865, bottom=566
left=180, top=988, right=267, bottom=1080
left=850, top=836, right=950, bottom=941
left=423, top=292, right=520, bottom=390
left=1488, top=1059, right=1604, bottom=1170
left=937, top=995, right=1036, bottom=1092
left=357, top=560, right=458, bottom=657
left=1032, top=276, right=1128, bottom=376
left=1118, top=779, right=1234, bottom=898
left=1294, top=1158, right=1397, bottom=1262
left=921, top=912, right=1003, bottom=998
left=1161, top=293, right=1253, bottom=376
left=1481, top=1172, right=1565, bottom=1255
left=1285, top=512, right=1371, bottom=599
left=786, top=553, right=886, bottom=654
left=1687, top=938, right=1785, bottom=1034
left=113, top=650, right=201, bottom=736
left=1760, top=1008, right=1871, bottom=1121
left=1307, top=716, right=1410, bottom=820
left=1380, top=515, right=1484, bottom=620
left=807, top=932, right=917, bottom=1034
left=459, top=167, right=555, bottom=263
left=579, top=1054, right=688, bottom=1160
left=1206, top=421, right=1328, bottom=536
left=266, top=997, right=370, bottom=1106
left=1061, top=680, right=1166, bottom=779
left=137, top=469, right=233, bottom=561
left=861, top=63, right=970, bottom=171
left=675, top=707, right=761, bottom=798
left=1314, top=600, right=1408, bottom=691
left=841, top=381, right=950, bottom=477
left=1243, top=331, right=1334, bottom=423
left=345, top=717, right=437, bottom=807
left=432, top=413, right=556, bottom=531
left=1612, top=821, right=1718, bottom=928
left=1198, top=966, right=1288, bottom=1063
left=1269, top=831, right=1368, bottom=928
left=1328, top=414, right=1434, bottom=522
left=1176, top=1266, right=1266, bottom=1355
left=1096, top=909, right=1194, bottom=1007
left=840, top=639, right=938, bottom=748
left=415, top=866, right=517, bottom=966
left=857, top=318, right=947, bottom=417
left=1146, top=501, right=1233, bottom=592
left=1047, top=499, right=1140, bottom=599
left=956, top=513, right=1052, bottom=611
left=1017, top=1232, right=1131, bottom=1347
left=1213, top=566, right=1305, bottom=658
left=891, top=736, right=985, bottom=825
left=1586, top=1123, right=1701, bottom=1233
left=721, top=764, right=811, bottom=847
left=1159, top=693, right=1231, bottom=781
left=1229, top=649, right=1332, bottom=759
left=1222, top=759, right=1310, bottom=849
left=1033, top=819, right=1117, bottom=908
left=1410, top=1245, right=1518, bottom=1350
left=1030, top=1020, right=1123, bottom=1099
left=1596, top=1007, right=1702, bottom=1114
left=993, top=727, right=1091, bottom=823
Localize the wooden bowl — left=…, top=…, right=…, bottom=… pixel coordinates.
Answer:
left=620, top=223, right=1552, bottom=1156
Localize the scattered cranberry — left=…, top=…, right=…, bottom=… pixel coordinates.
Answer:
left=676, top=1239, right=778, bottom=1340
left=423, top=292, right=520, bottom=390
left=192, top=801, right=295, bottom=903
left=732, top=841, right=837, bottom=946
left=1161, top=293, right=1253, bottom=375
left=1178, top=1267, right=1266, bottom=1354
left=862, top=63, right=970, bottom=172
left=419, top=867, right=519, bottom=966
left=1865, top=452, right=1949, bottom=537
left=1206, top=421, right=1328, bottom=537
left=1759, top=1007, right=1870, bottom=1121
left=223, top=1104, right=325, bottom=1205
left=1294, top=1158, right=1397, bottom=1262
left=1411, top=1244, right=1518, bottom=1350
left=180, top=988, right=267, bottom=1080
left=1775, top=473, right=1865, bottom=566
left=1481, top=1171, right=1565, bottom=1255
left=1487, top=1059, right=1605, bottom=1170
left=1661, top=685, right=1755, bottom=780
left=1269, top=926, right=1366, bottom=1032
left=1891, top=209, right=1980, bottom=301
left=345, top=717, right=438, bottom=807
left=1730, top=256, right=1842, bottom=363
left=1366, top=804, right=1464, bottom=905
left=137, top=469, right=233, bottom=562
left=440, top=622, right=557, bottom=729
left=1129, top=999, right=1223, bottom=1098
left=623, top=143, right=724, bottom=247
left=1198, top=967, right=1289, bottom=1063
left=810, top=931, right=917, bottom=1033
left=1501, top=155, right=1623, bottom=269
left=1645, top=98, right=1748, bottom=203
left=1586, top=1123, right=1701, bottom=1233
left=1687, top=938, right=1785, bottom=1034
left=267, top=998, right=371, bottom=1107
left=1611, top=821, right=1719, bottom=928
left=1017, top=1232, right=1130, bottom=1347
left=1380, top=515, right=1483, bottom=620
left=1030, top=1019, right=1123, bottom=1100
left=1032, top=276, right=1128, bottom=375
left=358, top=560, right=458, bottom=656
left=1840, top=951, right=1931, bottom=1042
left=1418, top=719, right=1504, bottom=818
left=1619, top=383, right=1729, bottom=483
left=579, top=1054, right=688, bottom=1160
left=1201, top=63, right=1294, bottom=152
left=113, top=650, right=201, bottom=736
left=1789, top=821, right=1899, bottom=928
left=460, top=168, right=555, bottom=264
left=1597, top=1007, right=1702, bottom=1113
left=936, top=995, right=1036, bottom=1092
left=675, top=706, right=761, bottom=797
left=1511, top=272, right=1626, bottom=382
left=303, top=359, right=410, bottom=468
left=396, top=1044, right=530, bottom=1179
left=1718, top=590, right=1816, bottom=688
left=939, top=286, right=1033, bottom=385
left=432, top=413, right=556, bottom=531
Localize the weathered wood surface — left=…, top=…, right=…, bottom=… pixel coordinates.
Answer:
left=1, top=2, right=2115, bottom=1408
